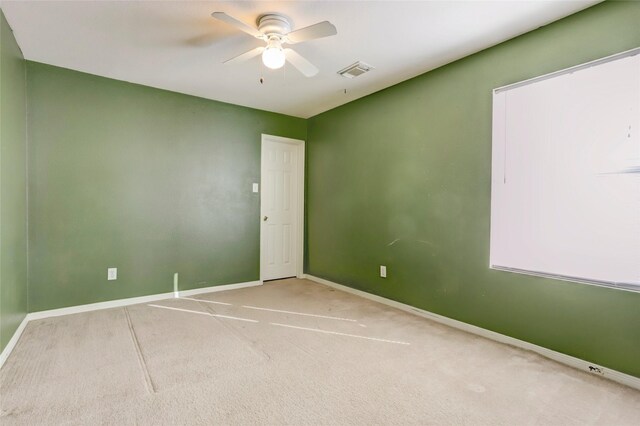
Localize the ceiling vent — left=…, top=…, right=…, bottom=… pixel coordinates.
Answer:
left=338, top=61, right=374, bottom=78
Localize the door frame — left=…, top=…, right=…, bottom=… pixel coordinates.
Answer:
left=260, top=134, right=305, bottom=282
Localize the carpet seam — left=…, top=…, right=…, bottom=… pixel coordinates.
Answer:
left=195, top=300, right=272, bottom=362
left=123, top=307, right=157, bottom=394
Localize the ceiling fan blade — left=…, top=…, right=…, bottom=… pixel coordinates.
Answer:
left=284, top=49, right=318, bottom=77
left=211, top=12, right=264, bottom=39
left=285, top=21, right=337, bottom=44
left=184, top=32, right=222, bottom=48
left=224, top=47, right=264, bottom=65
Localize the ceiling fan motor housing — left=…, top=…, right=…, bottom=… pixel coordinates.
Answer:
left=258, top=14, right=291, bottom=37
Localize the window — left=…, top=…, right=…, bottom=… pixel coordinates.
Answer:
left=490, top=49, right=640, bottom=291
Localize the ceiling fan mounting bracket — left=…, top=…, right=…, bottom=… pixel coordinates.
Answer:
left=257, top=14, right=291, bottom=38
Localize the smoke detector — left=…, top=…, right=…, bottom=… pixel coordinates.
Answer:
left=338, top=61, right=374, bottom=78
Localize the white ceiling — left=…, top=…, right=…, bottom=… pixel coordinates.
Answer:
left=2, top=0, right=600, bottom=118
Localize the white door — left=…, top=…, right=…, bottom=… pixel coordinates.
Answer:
left=260, top=135, right=304, bottom=281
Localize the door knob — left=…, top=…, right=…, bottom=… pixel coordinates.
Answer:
left=263, top=216, right=268, bottom=221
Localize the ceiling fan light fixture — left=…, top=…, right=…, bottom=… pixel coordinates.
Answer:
left=262, top=38, right=285, bottom=70
left=212, top=12, right=336, bottom=77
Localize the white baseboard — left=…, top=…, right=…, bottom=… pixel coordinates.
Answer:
left=28, top=280, right=263, bottom=321
left=0, top=279, right=263, bottom=370
left=305, top=274, right=640, bottom=391
left=0, top=316, right=29, bottom=370
left=27, top=291, right=176, bottom=321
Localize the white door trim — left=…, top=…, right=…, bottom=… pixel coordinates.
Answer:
left=260, top=134, right=305, bottom=281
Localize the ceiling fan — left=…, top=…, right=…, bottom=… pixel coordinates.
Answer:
left=211, top=12, right=337, bottom=77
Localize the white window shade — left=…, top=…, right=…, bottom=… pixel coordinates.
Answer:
left=490, top=49, right=640, bottom=291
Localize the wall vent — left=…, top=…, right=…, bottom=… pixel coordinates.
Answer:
left=338, top=61, right=374, bottom=78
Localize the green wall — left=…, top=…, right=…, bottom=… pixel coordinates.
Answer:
left=0, top=10, right=28, bottom=353
left=306, top=1, right=640, bottom=378
left=3, top=0, right=638, bottom=379
left=27, top=62, right=305, bottom=312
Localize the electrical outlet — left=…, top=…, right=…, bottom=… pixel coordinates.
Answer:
left=380, top=265, right=387, bottom=278
left=107, top=268, right=117, bottom=281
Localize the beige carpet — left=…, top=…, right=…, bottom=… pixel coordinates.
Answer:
left=1, top=278, right=639, bottom=425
